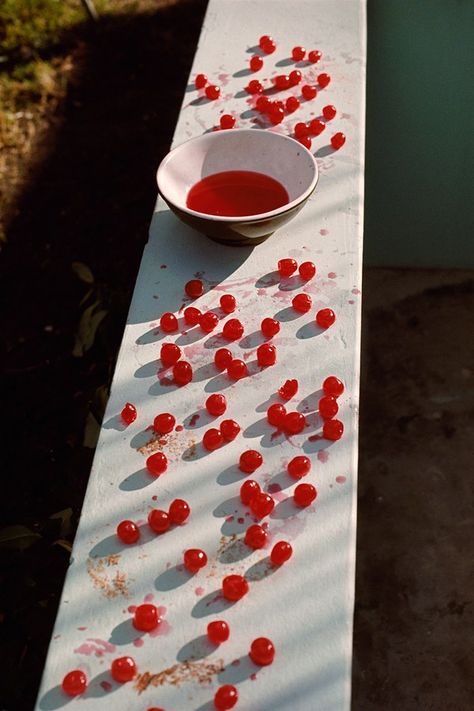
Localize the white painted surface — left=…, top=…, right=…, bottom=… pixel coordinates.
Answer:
left=36, top=1, right=366, bottom=709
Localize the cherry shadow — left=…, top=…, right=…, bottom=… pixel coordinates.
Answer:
left=265, top=470, right=293, bottom=492
left=175, top=327, right=204, bottom=346
left=135, top=327, right=163, bottom=346
left=270, top=498, right=298, bottom=520
left=315, top=144, right=337, bottom=158
left=154, top=564, right=191, bottom=592
left=183, top=408, right=211, bottom=430
left=38, top=686, right=72, bottom=710
left=217, top=655, right=260, bottom=684
left=295, top=321, right=325, bottom=339
left=242, top=417, right=270, bottom=439
left=216, top=465, right=244, bottom=486
left=108, top=619, right=144, bottom=646
left=233, top=68, right=252, bottom=78
left=177, top=634, right=215, bottom=662
left=102, top=414, right=127, bottom=432
left=218, top=537, right=252, bottom=564
left=204, top=372, right=234, bottom=393
left=191, top=590, right=236, bottom=619
left=119, top=468, right=153, bottom=491
left=192, top=363, right=218, bottom=383
left=129, top=426, right=157, bottom=450
left=245, top=557, right=276, bottom=582
left=134, top=359, right=159, bottom=378
left=89, top=523, right=154, bottom=558
left=273, top=306, right=301, bottom=322
left=239, top=330, right=266, bottom=349
left=297, top=389, right=323, bottom=413
left=255, top=270, right=280, bottom=288
left=302, top=435, right=334, bottom=454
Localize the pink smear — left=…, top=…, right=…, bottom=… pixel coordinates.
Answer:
left=268, top=483, right=282, bottom=494
left=133, top=638, right=144, bottom=647
left=309, top=433, right=323, bottom=442
left=189, top=413, right=200, bottom=426
left=150, top=619, right=172, bottom=637
left=348, top=299, right=355, bottom=304
left=74, top=638, right=116, bottom=656
left=272, top=515, right=306, bottom=540
left=242, top=350, right=255, bottom=361
left=231, top=659, right=241, bottom=667
left=320, top=228, right=329, bottom=235
left=175, top=425, right=184, bottom=432
left=218, top=73, right=230, bottom=85
left=100, top=681, right=112, bottom=692
left=237, top=517, right=245, bottom=524
left=226, top=515, right=234, bottom=523
left=128, top=605, right=137, bottom=613
left=261, top=521, right=269, bottom=530
left=195, top=586, right=205, bottom=596
left=318, top=450, right=329, bottom=463
left=144, top=593, right=154, bottom=602
left=184, top=343, right=203, bottom=359
left=160, top=264, right=167, bottom=269
left=152, top=495, right=158, bottom=501
left=77, top=627, right=87, bottom=631
left=272, top=490, right=288, bottom=503
left=257, top=288, right=266, bottom=296
left=328, top=272, right=337, bottom=279
left=250, top=673, right=257, bottom=681
left=352, top=288, right=361, bottom=295
left=158, top=374, right=174, bottom=386
left=270, top=430, right=281, bottom=441
left=336, top=475, right=347, bottom=484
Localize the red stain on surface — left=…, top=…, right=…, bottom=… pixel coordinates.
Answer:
left=351, top=288, right=361, bottom=295
left=158, top=374, right=174, bottom=386
left=152, top=495, right=158, bottom=501
left=308, top=434, right=323, bottom=442
left=175, top=425, right=184, bottom=432
left=318, top=450, right=329, bottom=463
left=226, top=515, right=234, bottom=523
left=231, top=659, right=241, bottom=667
left=134, top=638, right=144, bottom=647
left=189, top=413, right=200, bottom=426
left=267, top=483, right=281, bottom=494
left=328, top=272, right=337, bottom=279
left=160, top=264, right=167, bottom=269
left=250, top=672, right=257, bottom=680
left=237, top=517, right=245, bottom=524
left=195, top=586, right=205, bottom=596
left=149, top=607, right=171, bottom=637
left=100, top=681, right=112, bottom=692
left=77, top=627, right=87, bottom=631
left=128, top=605, right=137, bottom=613
left=320, top=228, right=329, bottom=235
left=74, top=638, right=116, bottom=656
left=144, top=593, right=154, bottom=602
left=336, top=475, right=347, bottom=484
left=348, top=299, right=355, bottom=304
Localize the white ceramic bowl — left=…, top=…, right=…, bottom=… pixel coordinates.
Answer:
left=156, top=128, right=318, bottom=246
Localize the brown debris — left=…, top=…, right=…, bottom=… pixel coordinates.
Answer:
left=86, top=556, right=131, bottom=598
left=135, top=659, right=224, bottom=693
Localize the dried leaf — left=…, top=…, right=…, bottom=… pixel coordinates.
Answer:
left=49, top=508, right=73, bottom=537
left=0, top=525, right=41, bottom=550
left=72, top=300, right=108, bottom=357
left=72, top=260, right=94, bottom=284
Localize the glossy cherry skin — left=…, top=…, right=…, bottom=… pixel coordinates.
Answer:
left=278, top=258, right=297, bottom=277
left=185, top=279, right=204, bottom=298
left=207, top=620, right=230, bottom=644
left=62, top=670, right=87, bottom=696
left=287, top=455, right=311, bottom=479
left=227, top=359, right=248, bottom=380
left=244, top=524, right=268, bottom=549
left=249, top=637, right=275, bottom=666
left=206, top=394, right=227, bottom=417
left=239, top=450, right=263, bottom=473
left=183, top=306, right=201, bottom=326
left=220, top=419, right=241, bottom=442
left=261, top=317, right=280, bottom=337
left=206, top=84, right=221, bottom=100
left=322, top=376, right=344, bottom=397
left=249, top=492, right=275, bottom=518
left=267, top=403, right=286, bottom=427
left=146, top=451, right=168, bottom=476
left=299, top=261, right=316, bottom=280
left=323, top=419, right=344, bottom=440
left=319, top=395, right=339, bottom=419
left=148, top=509, right=170, bottom=534
left=283, top=412, right=306, bottom=435
left=215, top=348, right=233, bottom=370
left=294, top=483, right=317, bottom=507
left=250, top=55, right=263, bottom=71
left=222, top=574, right=249, bottom=601
left=318, top=72, right=331, bottom=88
left=279, top=378, right=298, bottom=400
left=308, top=49, right=322, bottom=63
left=292, top=293, right=312, bottom=313
left=220, top=294, right=237, bottom=313
left=240, top=479, right=261, bottom=505
left=331, top=131, right=346, bottom=149
left=168, top=498, right=190, bottom=524
left=153, top=412, right=176, bottom=434
left=270, top=541, right=293, bottom=565
left=302, top=84, right=317, bottom=100
left=257, top=343, right=276, bottom=366
left=133, top=604, right=160, bottom=631
left=316, top=308, right=336, bottom=328
left=160, top=342, right=181, bottom=366
left=222, top=318, right=244, bottom=340
left=309, top=118, right=325, bottom=135
left=214, top=684, right=238, bottom=710
left=291, top=46, right=305, bottom=61
left=195, top=74, right=207, bottom=89
left=110, top=656, right=137, bottom=683
left=286, top=96, right=300, bottom=113
left=117, top=520, right=140, bottom=544
left=220, top=114, right=236, bottom=130
left=184, top=548, right=208, bottom=573
left=203, top=428, right=224, bottom=451
left=200, top=311, right=219, bottom=333
left=173, top=360, right=193, bottom=385
left=121, top=403, right=137, bottom=425
left=322, top=104, right=336, bottom=120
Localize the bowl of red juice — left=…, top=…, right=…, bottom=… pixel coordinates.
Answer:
left=156, top=128, right=318, bottom=246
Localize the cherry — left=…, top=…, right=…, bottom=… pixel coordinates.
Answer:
left=292, top=293, right=312, bottom=313
left=316, top=308, right=336, bottom=328
left=168, top=498, right=190, bottom=524
left=261, top=317, right=280, bottom=337
left=278, top=258, right=297, bottom=277
left=257, top=343, right=276, bottom=366
left=302, top=84, right=317, bottom=100
left=323, top=376, right=344, bottom=397
left=299, top=261, right=316, bottom=280
left=259, top=35, right=272, bottom=48
left=268, top=105, right=285, bottom=125
left=214, top=684, right=238, bottom=710
left=160, top=312, right=178, bottom=333
left=250, top=55, right=263, bottom=71
left=287, top=455, right=311, bottom=479
left=215, top=347, right=233, bottom=370
left=292, top=46, right=305, bottom=61
left=289, top=69, right=302, bottom=86
left=133, top=604, right=160, bottom=632
left=274, top=74, right=290, bottom=90
left=246, top=79, right=264, bottom=94
left=227, top=359, right=248, bottom=380
left=308, top=49, right=322, bottom=63
left=260, top=36, right=276, bottom=54
left=271, top=541, right=293, bottom=565
left=195, top=74, right=207, bottom=89
left=322, top=104, right=336, bottom=120
left=240, top=479, right=261, bottom=505
left=319, top=395, right=339, bottom=419
left=146, top=451, right=168, bottom=476
left=206, top=394, right=227, bottom=416
left=323, top=419, right=344, bottom=441
left=117, top=520, right=140, bottom=544
left=220, top=294, right=236, bottom=313
left=279, top=378, right=298, bottom=400
left=111, top=657, right=137, bottom=683
left=298, top=135, right=312, bottom=149
left=220, top=419, right=241, bottom=441
left=286, top=96, right=300, bottom=113
left=200, top=311, right=219, bottom=332
left=121, top=403, right=137, bottom=425
left=148, top=509, right=170, bottom=534
left=62, top=670, right=87, bottom=696
left=331, top=131, right=346, bottom=149
left=183, top=306, right=201, bottom=326
left=206, top=85, right=220, bottom=100
left=207, top=620, right=230, bottom=644
left=239, top=450, right=263, bottom=473
left=283, top=411, right=306, bottom=435
left=256, top=95, right=271, bottom=112
left=153, top=412, right=176, bottom=434
left=244, top=524, right=268, bottom=549
left=220, top=114, right=236, bottom=130
left=294, top=482, right=317, bottom=507
left=222, top=318, right=244, bottom=340
left=222, top=574, right=249, bottom=601
left=185, top=279, right=204, bottom=298
left=272, top=99, right=285, bottom=111
left=203, top=428, right=224, bottom=451
left=294, top=122, right=309, bottom=138
left=309, top=118, right=325, bottom=135
left=250, top=492, right=275, bottom=518
left=160, top=343, right=181, bottom=366
left=267, top=403, right=286, bottom=427
left=184, top=548, right=208, bottom=573
left=249, top=637, right=275, bottom=666
left=318, top=72, right=331, bottom=88
left=173, top=360, right=193, bottom=385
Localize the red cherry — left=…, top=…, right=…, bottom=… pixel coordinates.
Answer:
left=302, top=84, right=317, bottom=100
left=318, top=72, right=331, bottom=88
left=215, top=347, right=233, bottom=370
left=220, top=419, right=241, bottom=441
left=257, top=343, right=276, bottom=366
left=322, top=104, right=336, bottom=120
left=185, top=279, right=204, bottom=298
left=323, top=419, right=344, bottom=441
left=160, top=312, right=178, bottom=333
left=121, top=402, right=137, bottom=425
left=227, top=359, right=248, bottom=380
left=239, top=450, right=263, bottom=473
left=319, top=395, right=339, bottom=419
left=111, top=656, right=137, bottom=683
left=294, top=122, right=309, bottom=138
left=323, top=376, right=344, bottom=397
left=260, top=37, right=276, bottom=54
left=250, top=492, right=274, bottom=518
left=214, top=684, right=238, bottom=710
left=267, top=403, right=286, bottom=427
left=117, top=520, right=140, bottom=544
left=206, top=394, right=227, bottom=416
left=62, top=670, right=87, bottom=696
left=308, top=49, right=322, bottom=63
left=173, top=360, right=193, bottom=385
left=309, top=118, right=325, bottom=135
left=220, top=114, right=236, bottom=130
left=268, top=105, right=285, bottom=125
left=200, top=311, right=219, bottom=332
left=203, top=428, right=224, bottom=451
left=168, top=498, right=190, bottom=524
left=206, top=85, right=220, bottom=100
left=207, top=620, right=230, bottom=644
left=133, top=604, right=160, bottom=632
left=283, top=411, right=306, bottom=435
left=148, top=509, right=170, bottom=534
left=289, top=69, right=302, bottom=86
left=271, top=541, right=293, bottom=565
left=256, top=95, right=271, bottom=112
left=298, top=135, right=312, bottom=149
left=183, top=306, right=201, bottom=326
left=279, top=378, right=298, bottom=400
left=294, top=483, right=317, bottom=507
left=246, top=79, right=264, bottom=94
left=286, top=96, right=300, bottom=113
left=184, top=548, right=208, bottom=573
left=299, top=261, right=316, bottom=280
left=261, top=317, right=280, bottom=337
left=250, top=55, right=263, bottom=71
left=291, top=46, right=305, bottom=61
left=259, top=35, right=272, bottom=48
left=316, top=308, right=336, bottom=328
left=278, top=258, right=297, bottom=277
left=222, top=574, right=248, bottom=601
left=244, top=524, right=268, bottom=549
left=222, top=318, right=244, bottom=340
left=220, top=294, right=237, bottom=313
left=160, top=343, right=181, bottom=366
left=195, top=74, right=207, bottom=89
left=331, top=131, right=346, bottom=149
left=287, top=455, right=311, bottom=479
left=274, top=74, right=290, bottom=90
left=249, top=637, right=275, bottom=666
left=292, top=293, right=312, bottom=313
left=240, top=479, right=261, bottom=505
left=146, top=451, right=168, bottom=476
left=153, top=412, right=176, bottom=434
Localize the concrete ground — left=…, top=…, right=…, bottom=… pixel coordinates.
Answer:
left=352, top=268, right=474, bottom=710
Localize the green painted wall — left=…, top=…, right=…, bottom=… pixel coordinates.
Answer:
left=364, top=0, right=474, bottom=267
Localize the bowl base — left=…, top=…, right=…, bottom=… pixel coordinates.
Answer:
left=206, top=232, right=273, bottom=247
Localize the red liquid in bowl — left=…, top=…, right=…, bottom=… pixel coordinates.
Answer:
left=186, top=170, right=289, bottom=217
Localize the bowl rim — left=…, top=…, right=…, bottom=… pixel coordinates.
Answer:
left=156, top=128, right=319, bottom=223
